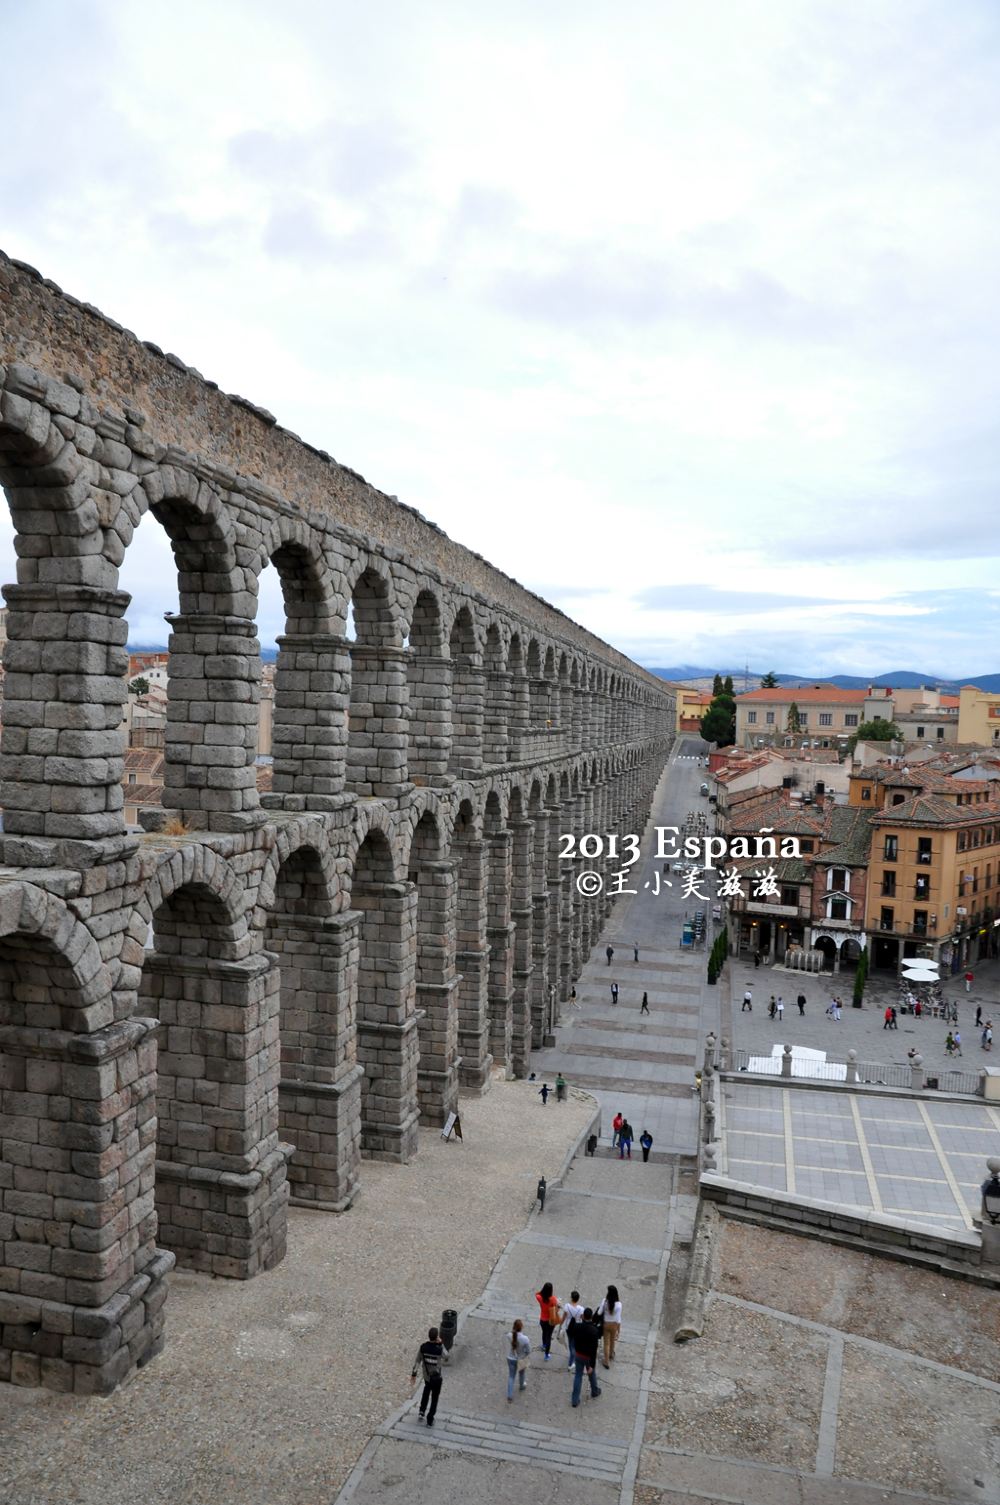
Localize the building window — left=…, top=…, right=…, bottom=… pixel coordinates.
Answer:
left=128, top=773, right=137, bottom=785
left=766, top=711, right=775, bottom=725
left=884, top=835, right=898, bottom=860
left=861, top=786, right=871, bottom=801
left=916, top=726, right=925, bottom=738
left=829, top=897, right=848, bottom=921
left=915, top=874, right=930, bottom=899
left=799, top=839, right=814, bottom=853
left=912, top=909, right=928, bottom=936
left=798, top=712, right=808, bottom=725
left=831, top=867, right=846, bottom=890
left=845, top=714, right=859, bottom=728
left=880, top=906, right=894, bottom=931
left=881, top=871, right=896, bottom=897
left=917, top=838, right=932, bottom=863
left=936, top=727, right=945, bottom=739
left=780, top=886, right=799, bottom=908
left=747, top=711, right=757, bottom=724
left=819, top=713, right=832, bottom=727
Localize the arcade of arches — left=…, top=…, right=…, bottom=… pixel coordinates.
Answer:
left=0, top=253, right=674, bottom=1395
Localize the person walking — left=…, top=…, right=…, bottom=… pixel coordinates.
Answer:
left=768, top=996, right=777, bottom=1020
left=742, top=988, right=753, bottom=1012
left=754, top=950, right=761, bottom=967
left=570, top=1308, right=602, bottom=1407
left=640, top=991, right=650, bottom=1014
left=954, top=1029, right=962, bottom=1056
left=639, top=1128, right=653, bottom=1162
left=618, top=1121, right=633, bottom=1159
left=776, top=997, right=784, bottom=1021
left=612, top=1111, right=623, bottom=1147
left=538, top=1082, right=550, bottom=1105
left=976, top=1005, right=983, bottom=1029
left=945, top=1031, right=956, bottom=1057
left=561, top=1290, right=585, bottom=1371
left=555, top=1072, right=567, bottom=1102
left=833, top=1000, right=842, bottom=1022
left=506, top=1319, right=531, bottom=1401
left=411, top=1325, right=445, bottom=1426
left=797, top=992, right=806, bottom=1016
left=965, top=970, right=974, bottom=993
left=606, top=945, right=614, bottom=966
left=633, top=942, right=639, bottom=962
left=535, top=1282, right=562, bottom=1361
left=597, top=1285, right=622, bottom=1367
left=611, top=981, right=619, bottom=1006
left=890, top=1006, right=898, bottom=1030
left=884, top=1006, right=893, bottom=1030
left=982, top=1021, right=993, bottom=1051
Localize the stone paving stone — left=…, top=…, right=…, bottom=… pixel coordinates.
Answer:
left=835, top=1344, right=1000, bottom=1499
left=713, top=1220, right=1000, bottom=1383
left=347, top=1436, right=618, bottom=1505
left=647, top=1297, right=829, bottom=1471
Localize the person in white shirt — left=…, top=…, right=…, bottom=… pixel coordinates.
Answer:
left=597, top=1284, right=623, bottom=1367
left=560, top=1290, right=585, bottom=1371
left=505, top=1319, right=531, bottom=1401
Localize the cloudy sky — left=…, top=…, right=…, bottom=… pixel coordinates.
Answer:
left=3, top=0, right=1000, bottom=679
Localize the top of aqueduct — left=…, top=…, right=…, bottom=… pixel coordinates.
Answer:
left=0, top=247, right=669, bottom=690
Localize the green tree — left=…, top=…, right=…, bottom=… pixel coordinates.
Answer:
left=712, top=673, right=724, bottom=697
left=760, top=670, right=778, bottom=688
left=852, top=945, right=869, bottom=1006
left=128, top=676, right=150, bottom=697
left=700, top=696, right=736, bottom=747
left=847, top=717, right=899, bottom=753
left=786, top=701, right=802, bottom=733
left=723, top=674, right=734, bottom=696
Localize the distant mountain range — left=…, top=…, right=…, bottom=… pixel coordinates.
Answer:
left=125, top=644, right=1000, bottom=694
left=647, top=666, right=1000, bottom=693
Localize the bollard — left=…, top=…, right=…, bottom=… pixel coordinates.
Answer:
left=846, top=1049, right=858, bottom=1084
left=781, top=1044, right=793, bottom=1078
left=536, top=1176, right=547, bottom=1212
left=440, top=1308, right=458, bottom=1362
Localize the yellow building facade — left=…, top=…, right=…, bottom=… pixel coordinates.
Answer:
left=957, top=685, right=1000, bottom=747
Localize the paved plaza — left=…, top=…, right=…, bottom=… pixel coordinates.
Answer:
left=727, top=951, right=1000, bottom=1079
left=720, top=1079, right=1000, bottom=1232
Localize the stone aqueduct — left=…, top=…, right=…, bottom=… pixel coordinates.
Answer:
left=0, top=252, right=675, bottom=1394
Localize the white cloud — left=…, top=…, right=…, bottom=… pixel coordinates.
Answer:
left=2, top=0, right=1000, bottom=678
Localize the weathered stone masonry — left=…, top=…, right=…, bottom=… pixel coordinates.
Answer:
left=0, top=250, right=674, bottom=1395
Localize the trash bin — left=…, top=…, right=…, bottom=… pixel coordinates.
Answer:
left=440, top=1309, right=458, bottom=1352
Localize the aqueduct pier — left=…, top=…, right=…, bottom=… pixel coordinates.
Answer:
left=0, top=250, right=675, bottom=1394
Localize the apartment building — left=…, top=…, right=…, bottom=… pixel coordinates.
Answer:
left=957, top=685, right=1000, bottom=747
left=734, top=684, right=895, bottom=748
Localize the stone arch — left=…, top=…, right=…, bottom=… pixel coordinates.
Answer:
left=261, top=836, right=360, bottom=1211
left=254, top=520, right=346, bottom=807
left=0, top=880, right=115, bottom=1030
left=253, top=817, right=340, bottom=926
left=406, top=587, right=449, bottom=782
left=131, top=469, right=259, bottom=832
left=137, top=850, right=286, bottom=1279
left=507, top=631, right=529, bottom=744
left=448, top=602, right=483, bottom=776
left=350, top=824, right=419, bottom=1160
left=0, top=883, right=167, bottom=1390
left=482, top=620, right=508, bottom=766
left=405, top=807, right=457, bottom=1125
left=451, top=796, right=492, bottom=1091
left=345, top=557, right=408, bottom=797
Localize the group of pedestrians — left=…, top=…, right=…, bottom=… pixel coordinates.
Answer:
left=741, top=988, right=807, bottom=1016
left=611, top=1112, right=654, bottom=1160
left=508, top=1281, right=622, bottom=1407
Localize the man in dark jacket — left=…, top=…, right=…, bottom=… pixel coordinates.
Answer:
left=410, top=1326, right=445, bottom=1425
left=570, top=1308, right=602, bottom=1406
